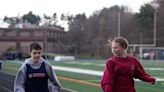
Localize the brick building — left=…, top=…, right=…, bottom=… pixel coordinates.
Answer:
left=0, top=27, right=66, bottom=54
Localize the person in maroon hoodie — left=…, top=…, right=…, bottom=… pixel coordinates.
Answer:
left=101, top=37, right=156, bottom=92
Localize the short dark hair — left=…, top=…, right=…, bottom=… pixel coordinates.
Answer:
left=30, top=42, right=42, bottom=52
left=113, top=37, right=128, bottom=49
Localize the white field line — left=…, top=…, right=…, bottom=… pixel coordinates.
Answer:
left=134, top=78, right=164, bottom=81
left=65, top=62, right=106, bottom=66
left=52, top=66, right=103, bottom=76
left=64, top=62, right=164, bottom=69
left=65, top=62, right=164, bottom=70
left=52, top=66, right=164, bottom=81
left=144, top=68, right=164, bottom=70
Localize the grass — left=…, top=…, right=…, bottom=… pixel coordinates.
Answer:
left=1, top=60, right=164, bottom=92
left=1, top=61, right=21, bottom=75
left=60, top=79, right=102, bottom=92
left=56, top=71, right=101, bottom=83
left=135, top=81, right=164, bottom=92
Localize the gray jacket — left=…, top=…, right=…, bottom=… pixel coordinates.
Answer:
left=14, top=58, right=62, bottom=92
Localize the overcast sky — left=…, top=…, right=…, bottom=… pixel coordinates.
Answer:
left=0, top=0, right=153, bottom=17
left=0, top=0, right=153, bottom=30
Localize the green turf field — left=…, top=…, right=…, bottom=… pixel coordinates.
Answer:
left=1, top=60, right=164, bottom=92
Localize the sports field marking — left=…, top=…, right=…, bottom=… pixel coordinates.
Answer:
left=63, top=62, right=106, bottom=66
left=52, top=66, right=164, bottom=81
left=65, top=62, right=93, bottom=65
left=65, top=62, right=81, bottom=64
left=144, top=68, right=164, bottom=70
left=52, top=66, right=103, bottom=76
left=134, top=78, right=164, bottom=81
left=94, top=64, right=105, bottom=66
left=62, top=88, right=78, bottom=92
left=64, top=62, right=164, bottom=70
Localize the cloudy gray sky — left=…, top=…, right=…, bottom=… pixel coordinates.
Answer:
left=0, top=0, right=153, bottom=17
left=0, top=0, right=153, bottom=30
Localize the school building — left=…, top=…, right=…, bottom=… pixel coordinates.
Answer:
left=0, top=27, right=66, bottom=54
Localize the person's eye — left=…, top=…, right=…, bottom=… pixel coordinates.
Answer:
left=38, top=52, right=41, bottom=54
left=32, top=52, right=41, bottom=54
left=32, top=52, right=37, bottom=54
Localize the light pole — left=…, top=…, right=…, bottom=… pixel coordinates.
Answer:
left=150, top=1, right=159, bottom=47
left=154, top=10, right=157, bottom=46
left=118, top=11, right=120, bottom=37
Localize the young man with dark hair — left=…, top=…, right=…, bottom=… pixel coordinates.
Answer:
left=101, top=37, right=156, bottom=92
left=14, top=42, right=62, bottom=92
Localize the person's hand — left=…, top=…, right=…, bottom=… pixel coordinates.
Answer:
left=151, top=78, right=156, bottom=84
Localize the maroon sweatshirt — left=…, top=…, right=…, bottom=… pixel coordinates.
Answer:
left=101, top=55, right=155, bottom=92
